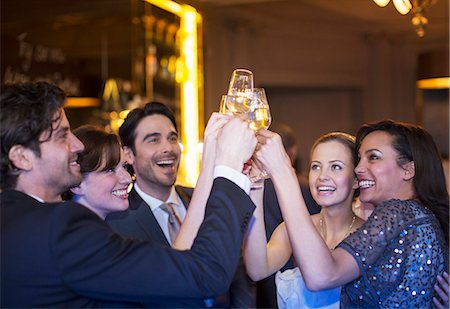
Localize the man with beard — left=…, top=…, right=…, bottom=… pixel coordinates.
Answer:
left=106, top=102, right=254, bottom=308
left=1, top=82, right=257, bottom=307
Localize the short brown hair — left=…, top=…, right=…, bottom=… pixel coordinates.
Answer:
left=73, top=125, right=122, bottom=173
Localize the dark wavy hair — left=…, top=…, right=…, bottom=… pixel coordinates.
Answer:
left=356, top=119, right=449, bottom=244
left=119, top=101, right=177, bottom=153
left=0, top=82, right=66, bottom=190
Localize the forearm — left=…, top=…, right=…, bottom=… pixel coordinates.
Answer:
left=244, top=186, right=292, bottom=281
left=173, top=155, right=215, bottom=250
left=188, top=177, right=255, bottom=294
left=270, top=165, right=346, bottom=290
left=243, top=188, right=272, bottom=281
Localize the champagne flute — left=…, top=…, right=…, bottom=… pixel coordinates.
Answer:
left=247, top=88, right=272, bottom=182
left=228, top=69, right=254, bottom=96
left=224, top=95, right=253, bottom=115
left=247, top=88, right=272, bottom=131
left=219, top=95, right=231, bottom=114
left=226, top=69, right=254, bottom=114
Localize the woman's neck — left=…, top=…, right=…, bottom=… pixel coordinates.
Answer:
left=319, top=204, right=356, bottom=250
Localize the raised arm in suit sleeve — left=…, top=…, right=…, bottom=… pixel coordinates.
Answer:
left=51, top=177, right=255, bottom=303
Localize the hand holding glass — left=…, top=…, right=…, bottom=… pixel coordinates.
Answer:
left=247, top=88, right=271, bottom=181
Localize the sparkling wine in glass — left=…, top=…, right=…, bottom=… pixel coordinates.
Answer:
left=219, top=95, right=231, bottom=114
left=248, top=107, right=271, bottom=131
left=228, top=68, right=254, bottom=97
left=248, top=88, right=272, bottom=182
left=225, top=95, right=253, bottom=115
left=247, top=88, right=272, bottom=131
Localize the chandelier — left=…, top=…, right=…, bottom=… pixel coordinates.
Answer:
left=373, top=0, right=438, bottom=37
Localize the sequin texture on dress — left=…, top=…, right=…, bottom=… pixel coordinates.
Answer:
left=338, top=199, right=449, bottom=308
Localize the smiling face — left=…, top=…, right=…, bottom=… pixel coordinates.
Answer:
left=31, top=110, right=84, bottom=201
left=309, top=140, right=358, bottom=208
left=75, top=148, right=131, bottom=219
left=127, top=114, right=181, bottom=200
left=355, top=131, right=415, bottom=206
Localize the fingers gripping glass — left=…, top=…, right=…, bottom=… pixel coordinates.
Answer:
left=218, top=69, right=272, bottom=183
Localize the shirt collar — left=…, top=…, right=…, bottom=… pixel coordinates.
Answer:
left=27, top=193, right=45, bottom=203
left=134, top=183, right=183, bottom=211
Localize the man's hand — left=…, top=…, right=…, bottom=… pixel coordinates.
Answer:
left=216, top=117, right=257, bottom=172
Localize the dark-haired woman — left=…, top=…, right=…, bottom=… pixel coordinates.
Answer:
left=254, top=120, right=448, bottom=308
left=67, top=125, right=131, bottom=219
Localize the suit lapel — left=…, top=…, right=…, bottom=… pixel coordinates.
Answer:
left=128, top=189, right=170, bottom=246
left=175, top=185, right=193, bottom=210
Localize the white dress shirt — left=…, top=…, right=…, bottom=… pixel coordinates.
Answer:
left=134, top=165, right=251, bottom=244
left=134, top=183, right=187, bottom=245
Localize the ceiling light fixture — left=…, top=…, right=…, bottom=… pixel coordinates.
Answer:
left=373, top=0, right=438, bottom=37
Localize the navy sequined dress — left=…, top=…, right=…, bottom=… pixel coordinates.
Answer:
left=338, top=199, right=448, bottom=308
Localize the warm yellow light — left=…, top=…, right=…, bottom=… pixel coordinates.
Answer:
left=144, top=0, right=202, bottom=187
left=175, top=57, right=184, bottom=83
left=144, top=0, right=182, bottom=14
left=197, top=142, right=204, bottom=154
left=373, top=0, right=390, bottom=7
left=417, top=77, right=450, bottom=89
left=102, top=79, right=120, bottom=103
left=373, top=0, right=434, bottom=37
left=168, top=56, right=177, bottom=75
left=110, top=118, right=125, bottom=133
left=393, top=0, right=412, bottom=15
left=119, top=109, right=130, bottom=119
left=110, top=111, right=118, bottom=119
left=65, top=97, right=100, bottom=108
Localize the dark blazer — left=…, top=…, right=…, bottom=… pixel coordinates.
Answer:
left=0, top=177, right=255, bottom=308
left=107, top=185, right=255, bottom=308
left=106, top=185, right=193, bottom=246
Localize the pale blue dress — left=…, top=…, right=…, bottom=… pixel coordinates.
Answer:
left=276, top=267, right=340, bottom=309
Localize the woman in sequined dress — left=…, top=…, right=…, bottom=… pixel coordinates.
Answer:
left=254, top=120, right=448, bottom=308
left=244, top=132, right=365, bottom=308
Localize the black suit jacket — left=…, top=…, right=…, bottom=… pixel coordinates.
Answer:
left=0, top=178, right=255, bottom=308
left=106, top=186, right=193, bottom=246
left=107, top=185, right=254, bottom=308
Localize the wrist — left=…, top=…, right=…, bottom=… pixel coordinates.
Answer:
left=271, top=162, right=295, bottom=179
left=215, top=156, right=243, bottom=173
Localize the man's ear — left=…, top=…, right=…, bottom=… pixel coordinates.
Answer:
left=403, top=161, right=415, bottom=181
left=123, top=146, right=135, bottom=164
left=8, top=145, right=33, bottom=171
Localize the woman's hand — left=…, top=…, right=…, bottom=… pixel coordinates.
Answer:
left=172, top=112, right=231, bottom=250
left=254, top=129, right=293, bottom=178
left=433, top=272, right=449, bottom=309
